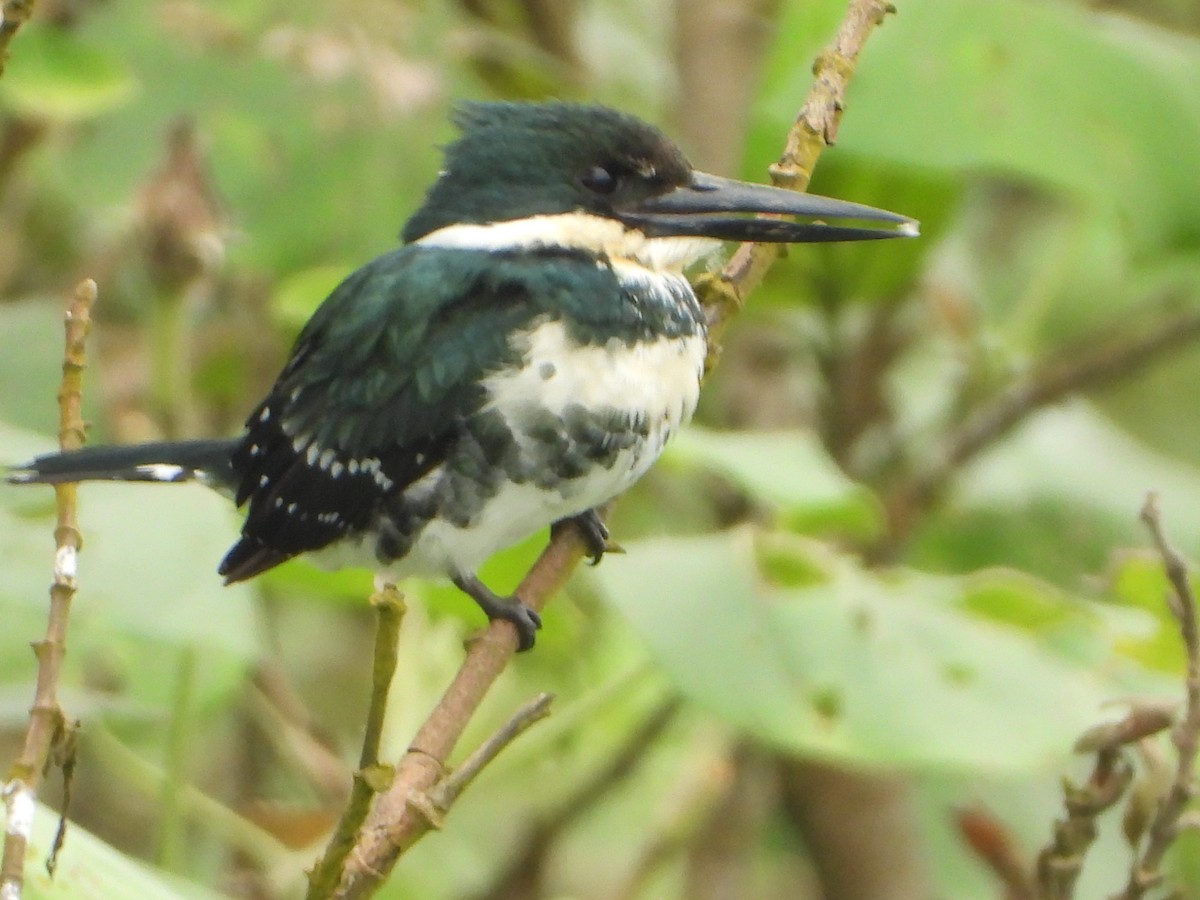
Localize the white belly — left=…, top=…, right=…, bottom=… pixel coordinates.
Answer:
left=395, top=320, right=706, bottom=577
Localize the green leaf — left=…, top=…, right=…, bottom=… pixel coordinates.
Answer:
left=957, top=403, right=1200, bottom=550
left=593, top=528, right=1143, bottom=770
left=1108, top=550, right=1189, bottom=674
left=0, top=301, right=105, bottom=437
left=906, top=401, right=1200, bottom=592
left=1, top=27, right=137, bottom=121
left=22, top=801, right=222, bottom=899
left=0, top=421, right=259, bottom=713
left=757, top=0, right=1200, bottom=248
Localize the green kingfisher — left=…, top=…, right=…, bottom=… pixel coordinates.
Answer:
left=8, top=102, right=917, bottom=650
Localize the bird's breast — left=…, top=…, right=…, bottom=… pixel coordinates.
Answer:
left=482, top=316, right=706, bottom=453
left=381, top=316, right=705, bottom=577
left=478, top=262, right=707, bottom=500
left=367, top=261, right=709, bottom=579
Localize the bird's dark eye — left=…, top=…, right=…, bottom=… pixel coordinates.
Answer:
left=581, top=165, right=619, bottom=195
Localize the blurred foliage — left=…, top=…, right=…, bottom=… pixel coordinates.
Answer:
left=1, top=0, right=1200, bottom=898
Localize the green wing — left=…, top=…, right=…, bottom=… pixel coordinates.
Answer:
left=219, top=246, right=620, bottom=580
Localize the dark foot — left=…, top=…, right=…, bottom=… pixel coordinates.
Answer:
left=553, top=509, right=622, bottom=565
left=453, top=574, right=542, bottom=652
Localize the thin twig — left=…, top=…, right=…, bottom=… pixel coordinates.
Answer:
left=881, top=301, right=1200, bottom=554
left=426, top=692, right=555, bottom=818
left=245, top=676, right=349, bottom=804
left=306, top=587, right=406, bottom=900
left=1031, top=669, right=1183, bottom=897
left=328, top=3, right=899, bottom=896
left=1035, top=746, right=1134, bottom=900
left=474, top=696, right=681, bottom=900
left=1, top=279, right=95, bottom=900
left=87, top=724, right=287, bottom=868
left=1025, top=499, right=1200, bottom=900
left=696, top=0, right=897, bottom=364
left=1109, top=495, right=1200, bottom=899
left=332, top=532, right=589, bottom=899
left=611, top=734, right=737, bottom=900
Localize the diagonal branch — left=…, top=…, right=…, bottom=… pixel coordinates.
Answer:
left=1, top=279, right=96, bottom=899
left=473, top=695, right=681, bottom=900
left=332, top=527, right=590, bottom=898
left=696, top=0, right=897, bottom=362
left=426, top=692, right=554, bottom=817
left=327, top=3, right=900, bottom=896
left=880, top=299, right=1200, bottom=554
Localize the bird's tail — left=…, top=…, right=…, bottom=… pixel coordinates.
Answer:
left=7, top=438, right=239, bottom=491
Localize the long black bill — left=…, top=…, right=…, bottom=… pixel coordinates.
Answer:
left=619, top=171, right=919, bottom=243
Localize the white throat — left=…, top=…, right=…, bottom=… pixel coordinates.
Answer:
left=415, top=211, right=720, bottom=273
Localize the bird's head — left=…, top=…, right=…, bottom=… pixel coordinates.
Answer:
left=401, top=102, right=917, bottom=265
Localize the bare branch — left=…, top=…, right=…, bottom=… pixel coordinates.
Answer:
left=474, top=696, right=681, bottom=900
left=1109, top=496, right=1200, bottom=899
left=429, top=692, right=554, bottom=815
left=1, top=279, right=96, bottom=899
left=331, top=530, right=590, bottom=899
left=1037, top=747, right=1134, bottom=900
left=696, top=0, right=897, bottom=362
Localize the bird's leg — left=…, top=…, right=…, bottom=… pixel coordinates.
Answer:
left=552, top=509, right=623, bottom=565
left=452, top=573, right=542, bottom=652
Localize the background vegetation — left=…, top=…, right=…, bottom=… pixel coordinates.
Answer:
left=2, top=0, right=1200, bottom=897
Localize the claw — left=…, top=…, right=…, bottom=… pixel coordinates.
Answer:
left=554, top=509, right=621, bottom=565
left=453, top=573, right=543, bottom=651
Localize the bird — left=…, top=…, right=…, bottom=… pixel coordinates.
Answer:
left=8, top=102, right=917, bottom=651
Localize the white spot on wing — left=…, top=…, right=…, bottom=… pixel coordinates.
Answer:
left=356, top=457, right=395, bottom=491
left=134, top=463, right=187, bottom=482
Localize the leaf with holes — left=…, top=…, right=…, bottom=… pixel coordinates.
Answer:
left=593, top=528, right=1147, bottom=770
